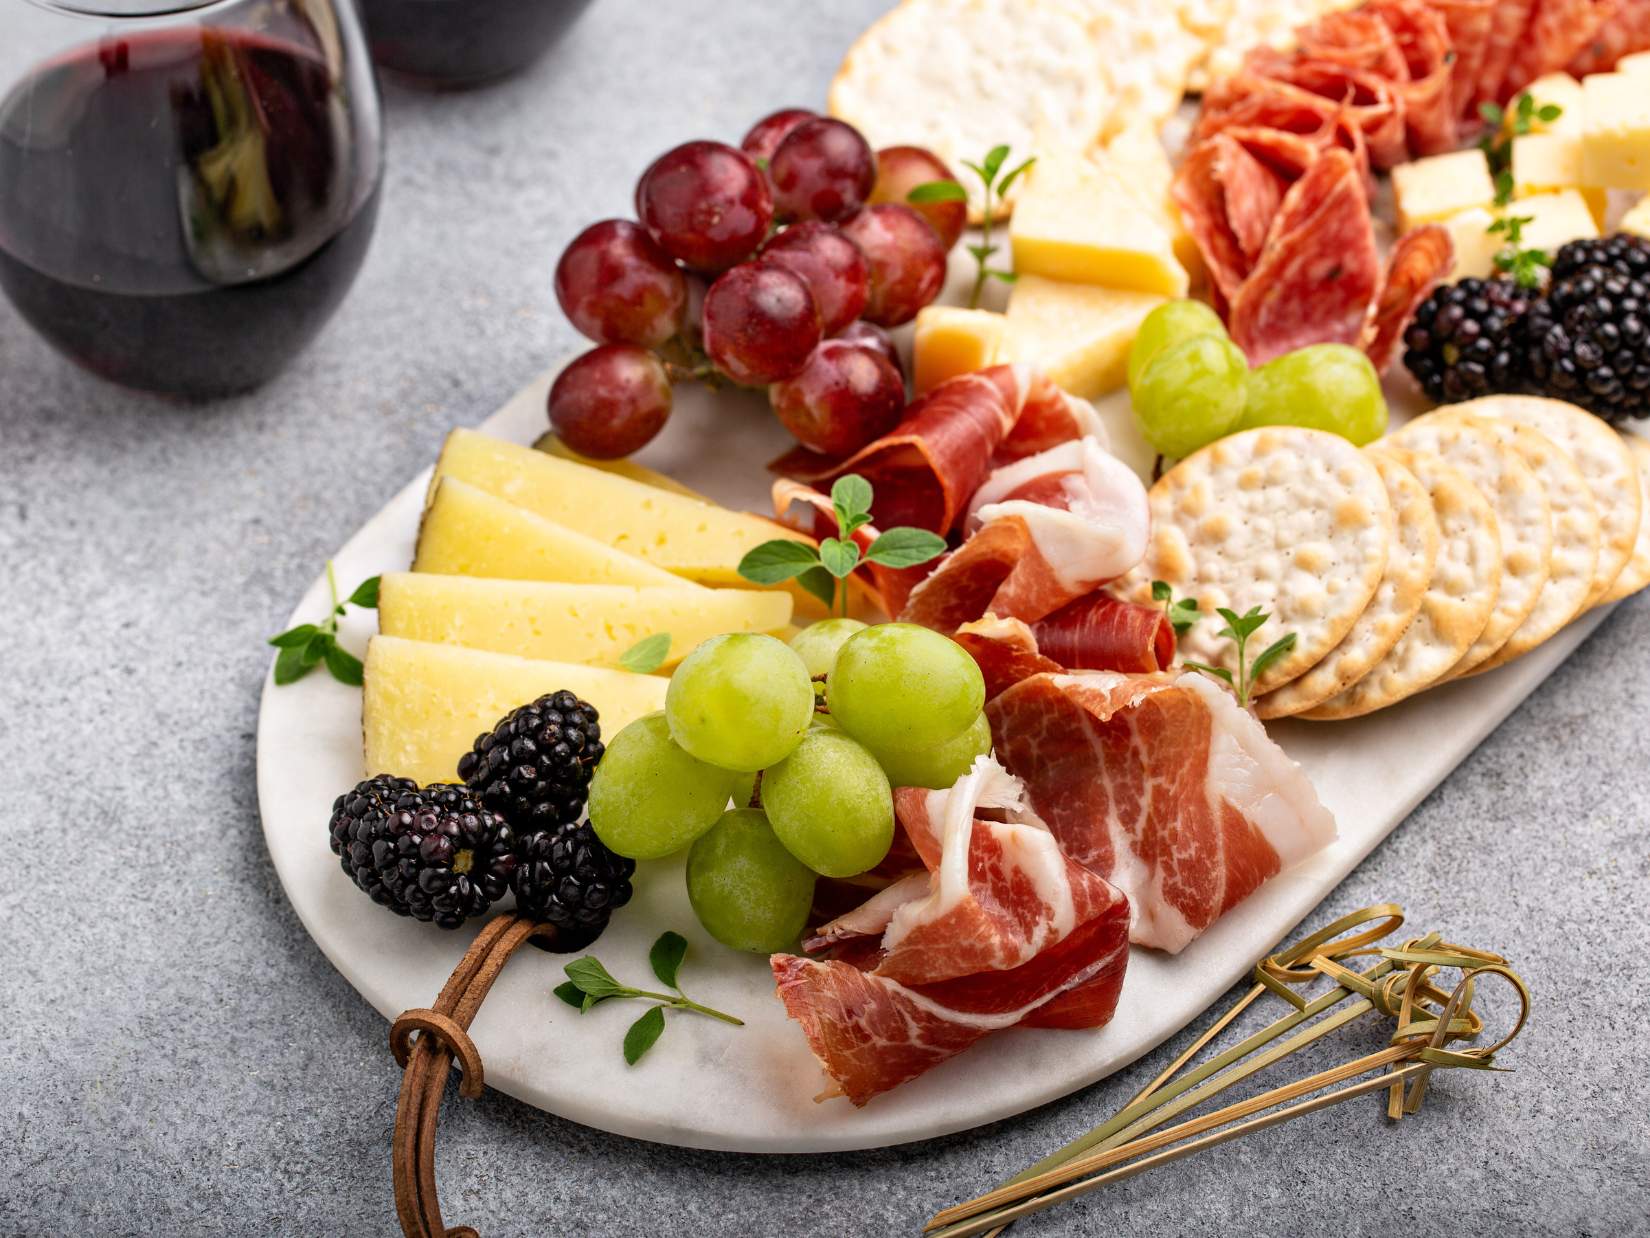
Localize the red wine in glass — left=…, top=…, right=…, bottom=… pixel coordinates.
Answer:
left=0, top=9, right=382, bottom=398
left=360, top=0, right=592, bottom=89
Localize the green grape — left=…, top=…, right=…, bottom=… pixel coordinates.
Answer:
left=788, top=617, right=868, bottom=677
left=1130, top=332, right=1249, bottom=460
left=588, top=713, right=740, bottom=860
left=763, top=728, right=895, bottom=877
left=1127, top=299, right=1228, bottom=393
left=729, top=770, right=758, bottom=810
left=875, top=711, right=992, bottom=789
left=686, top=809, right=817, bottom=953
left=827, top=623, right=984, bottom=755
left=1238, top=343, right=1388, bottom=446
left=665, top=633, right=815, bottom=771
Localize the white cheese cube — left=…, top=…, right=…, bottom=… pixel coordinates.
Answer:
left=1615, top=51, right=1650, bottom=77
left=1392, top=149, right=1498, bottom=231
left=912, top=306, right=1007, bottom=395
left=1512, top=133, right=1608, bottom=227
left=1581, top=71, right=1650, bottom=190
left=1621, top=194, right=1650, bottom=238
left=1510, top=190, right=1600, bottom=256
left=1513, top=72, right=1585, bottom=136
left=1001, top=275, right=1164, bottom=399
left=1440, top=208, right=1505, bottom=281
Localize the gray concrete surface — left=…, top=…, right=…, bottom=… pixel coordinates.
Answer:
left=2, top=2, right=1647, bottom=1235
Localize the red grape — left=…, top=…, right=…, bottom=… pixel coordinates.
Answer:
left=759, top=221, right=869, bottom=335
left=835, top=320, right=904, bottom=382
left=770, top=339, right=905, bottom=456
left=869, top=145, right=967, bottom=250
left=547, top=345, right=672, bottom=459
left=741, top=108, right=815, bottom=164
left=839, top=204, right=947, bottom=327
left=701, top=261, right=822, bottom=386
left=768, top=118, right=875, bottom=223
left=554, top=219, right=687, bottom=349
left=635, top=141, right=773, bottom=272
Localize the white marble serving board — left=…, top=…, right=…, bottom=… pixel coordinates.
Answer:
left=256, top=334, right=1613, bottom=1151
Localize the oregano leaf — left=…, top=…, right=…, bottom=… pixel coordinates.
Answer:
left=553, top=981, right=585, bottom=1010
left=650, top=931, right=688, bottom=989
left=738, top=539, right=822, bottom=585
left=623, top=1005, right=667, bottom=1065
left=819, top=537, right=861, bottom=578
left=347, top=576, right=381, bottom=609
left=863, top=527, right=947, bottom=568
left=797, top=565, right=837, bottom=610
left=619, top=632, right=672, bottom=674
left=1247, top=632, right=1299, bottom=691
left=981, top=143, right=1010, bottom=184
left=273, top=644, right=314, bottom=686
left=565, top=957, right=628, bottom=1000
left=324, top=643, right=364, bottom=687
left=268, top=623, right=320, bottom=649
left=907, top=180, right=968, bottom=203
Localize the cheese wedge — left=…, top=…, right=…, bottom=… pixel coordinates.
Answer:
left=363, top=635, right=668, bottom=785
left=1101, top=121, right=1204, bottom=283
left=1001, top=275, right=1163, bottom=399
left=1513, top=72, right=1585, bottom=137
left=431, top=429, right=794, bottom=585
left=1621, top=194, right=1650, bottom=239
left=1512, top=133, right=1607, bottom=228
left=1581, top=71, right=1650, bottom=190
left=912, top=306, right=1007, bottom=394
left=1009, top=149, right=1188, bottom=297
left=416, top=478, right=692, bottom=589
left=533, top=432, right=709, bottom=501
left=1392, top=149, right=1497, bottom=231
left=1439, top=207, right=1505, bottom=280
left=377, top=574, right=793, bottom=669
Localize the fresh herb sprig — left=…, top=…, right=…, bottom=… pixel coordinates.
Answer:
left=1151, top=580, right=1201, bottom=638
left=910, top=143, right=1034, bottom=309
left=738, top=474, right=946, bottom=616
left=554, top=931, right=743, bottom=1065
left=1479, top=91, right=1563, bottom=206
left=1183, top=606, right=1297, bottom=709
left=1488, top=213, right=1549, bottom=289
left=618, top=632, right=672, bottom=673
left=267, top=562, right=379, bottom=686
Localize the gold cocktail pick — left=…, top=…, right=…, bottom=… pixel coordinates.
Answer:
left=925, top=904, right=1531, bottom=1238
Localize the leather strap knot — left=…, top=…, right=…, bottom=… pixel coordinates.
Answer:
left=391, top=1009, right=485, bottom=1098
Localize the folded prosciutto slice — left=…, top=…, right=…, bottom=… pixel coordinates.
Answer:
left=770, top=366, right=1103, bottom=535
left=988, top=671, right=1336, bottom=954
left=899, top=438, right=1149, bottom=632
left=952, top=597, right=1174, bottom=702
left=771, top=757, right=1130, bottom=1106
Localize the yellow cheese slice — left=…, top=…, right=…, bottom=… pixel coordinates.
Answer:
left=1009, top=149, right=1188, bottom=297
left=1513, top=72, right=1585, bottom=137
left=362, top=635, right=668, bottom=785
left=1621, top=194, right=1650, bottom=238
left=1512, top=133, right=1607, bottom=227
left=1001, top=275, right=1163, bottom=399
left=378, top=574, right=793, bottom=669
left=533, top=432, right=710, bottom=501
left=912, top=306, right=1007, bottom=395
left=1100, top=121, right=1204, bottom=284
left=431, top=429, right=794, bottom=585
left=1392, top=149, right=1497, bottom=231
left=1582, top=71, right=1650, bottom=190
left=416, top=477, right=692, bottom=589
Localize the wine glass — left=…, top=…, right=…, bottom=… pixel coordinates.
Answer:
left=0, top=0, right=384, bottom=397
left=358, top=0, right=592, bottom=90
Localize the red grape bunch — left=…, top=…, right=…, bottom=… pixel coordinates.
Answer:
left=548, top=109, right=964, bottom=460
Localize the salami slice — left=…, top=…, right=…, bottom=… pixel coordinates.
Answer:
left=1427, top=0, right=1497, bottom=126
left=1569, top=0, right=1650, bottom=74
left=1246, top=53, right=1410, bottom=168
left=1362, top=224, right=1454, bottom=373
left=1476, top=0, right=1537, bottom=114
left=1504, top=0, right=1619, bottom=98
left=1193, top=78, right=1373, bottom=188
left=1297, top=6, right=1409, bottom=78
left=1368, top=0, right=1459, bottom=155
left=1228, top=148, right=1381, bottom=365
left=1172, top=134, right=1286, bottom=310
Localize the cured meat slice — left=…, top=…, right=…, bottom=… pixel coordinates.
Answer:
left=988, top=670, right=1336, bottom=953
left=1228, top=148, right=1381, bottom=364
left=953, top=615, right=1065, bottom=700
left=1569, top=0, right=1650, bottom=74
left=1173, top=134, right=1287, bottom=311
left=900, top=438, right=1149, bottom=631
left=1363, top=224, right=1454, bottom=373
left=1475, top=0, right=1536, bottom=114
left=1368, top=0, right=1459, bottom=155
left=772, top=478, right=934, bottom=618
left=1244, top=54, right=1409, bottom=168
left=772, top=758, right=1130, bottom=1105
left=1504, top=0, right=1618, bottom=99
left=1429, top=0, right=1497, bottom=123
left=1297, top=6, right=1408, bottom=78
left=770, top=366, right=1102, bottom=535
left=1033, top=592, right=1176, bottom=674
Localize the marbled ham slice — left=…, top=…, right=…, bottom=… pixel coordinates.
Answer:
left=771, top=367, right=1102, bottom=535
left=952, top=597, right=1174, bottom=700
left=772, top=758, right=1131, bottom=1105
left=1364, top=224, right=1454, bottom=373
left=900, top=438, right=1149, bottom=632
left=988, top=671, right=1335, bottom=953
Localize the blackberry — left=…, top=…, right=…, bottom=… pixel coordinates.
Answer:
left=513, top=821, right=636, bottom=951
left=1402, top=277, right=1533, bottom=403
left=1550, top=233, right=1650, bottom=284
left=328, top=780, right=517, bottom=929
left=459, top=691, right=604, bottom=832
left=1522, top=268, right=1650, bottom=424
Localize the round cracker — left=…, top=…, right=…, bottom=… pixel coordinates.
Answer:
left=828, top=0, right=1111, bottom=223
left=1069, top=0, right=1201, bottom=133
left=1598, top=435, right=1650, bottom=604
left=1388, top=413, right=1552, bottom=676
left=1256, top=452, right=1439, bottom=719
left=1438, top=417, right=1599, bottom=674
left=1450, top=396, right=1642, bottom=604
left=1123, top=426, right=1391, bottom=694
left=1303, top=448, right=1501, bottom=721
